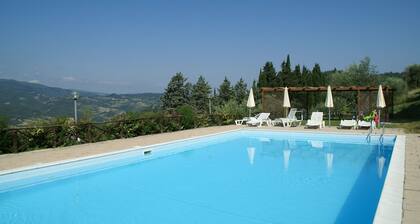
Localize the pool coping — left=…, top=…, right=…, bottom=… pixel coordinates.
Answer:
left=0, top=128, right=241, bottom=176
left=0, top=128, right=405, bottom=223
left=373, top=135, right=405, bottom=224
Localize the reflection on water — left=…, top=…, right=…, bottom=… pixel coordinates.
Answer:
left=325, top=142, right=334, bottom=176
left=245, top=138, right=390, bottom=182
left=376, top=144, right=386, bottom=179
left=283, top=149, right=291, bottom=170
left=247, top=147, right=255, bottom=165
left=308, top=140, right=324, bottom=149
left=326, top=152, right=334, bottom=176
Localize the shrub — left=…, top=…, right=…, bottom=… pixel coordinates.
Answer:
left=177, top=105, right=196, bottom=129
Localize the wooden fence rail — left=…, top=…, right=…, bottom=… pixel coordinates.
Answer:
left=0, top=114, right=231, bottom=154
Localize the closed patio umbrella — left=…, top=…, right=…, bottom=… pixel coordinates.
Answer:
left=325, top=86, right=334, bottom=127
left=283, top=87, right=291, bottom=116
left=376, top=85, right=386, bottom=127
left=247, top=88, right=256, bottom=118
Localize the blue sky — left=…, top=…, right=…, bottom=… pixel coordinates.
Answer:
left=0, top=0, right=419, bottom=93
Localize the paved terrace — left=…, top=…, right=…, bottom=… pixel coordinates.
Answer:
left=0, top=125, right=418, bottom=223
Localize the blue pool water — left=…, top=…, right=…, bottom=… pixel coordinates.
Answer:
left=0, top=130, right=395, bottom=224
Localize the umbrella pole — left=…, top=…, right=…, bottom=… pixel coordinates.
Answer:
left=249, top=108, right=251, bottom=118
left=378, top=109, right=381, bottom=128
left=328, top=108, right=331, bottom=127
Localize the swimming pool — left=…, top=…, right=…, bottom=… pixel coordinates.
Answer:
left=0, top=130, right=399, bottom=223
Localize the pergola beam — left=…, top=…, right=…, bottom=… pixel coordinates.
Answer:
left=261, top=86, right=393, bottom=93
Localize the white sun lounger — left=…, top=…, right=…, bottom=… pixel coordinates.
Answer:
left=357, top=120, right=374, bottom=129
left=340, top=120, right=357, bottom=129
left=306, top=112, right=325, bottom=129
left=246, top=113, right=271, bottom=127
left=235, top=117, right=251, bottom=125
left=272, top=108, right=301, bottom=127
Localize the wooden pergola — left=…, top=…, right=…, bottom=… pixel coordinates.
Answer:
left=260, top=86, right=394, bottom=120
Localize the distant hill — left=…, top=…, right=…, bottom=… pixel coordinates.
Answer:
left=0, top=79, right=162, bottom=125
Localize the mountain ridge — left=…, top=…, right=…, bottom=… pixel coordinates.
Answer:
left=0, top=79, right=162, bottom=125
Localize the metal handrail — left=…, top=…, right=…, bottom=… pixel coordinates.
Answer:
left=366, top=126, right=372, bottom=143
left=379, top=122, right=386, bottom=143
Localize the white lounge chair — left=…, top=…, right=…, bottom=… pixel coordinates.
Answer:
left=358, top=120, right=374, bottom=129
left=306, top=112, right=325, bottom=129
left=340, top=120, right=357, bottom=129
left=272, top=108, right=301, bottom=127
left=247, top=113, right=271, bottom=127
left=235, top=117, right=251, bottom=125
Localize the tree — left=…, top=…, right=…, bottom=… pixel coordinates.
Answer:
left=234, top=78, right=248, bottom=104
left=346, top=57, right=378, bottom=86
left=161, top=72, right=189, bottom=110
left=291, top=64, right=301, bottom=87
left=311, top=63, right=323, bottom=86
left=0, top=115, right=7, bottom=129
left=252, top=80, right=260, bottom=105
left=278, top=55, right=292, bottom=86
left=191, top=76, right=212, bottom=112
left=301, top=65, right=311, bottom=86
left=258, top=62, right=277, bottom=88
left=218, top=77, right=234, bottom=104
left=404, top=64, right=420, bottom=89
left=185, top=82, right=193, bottom=101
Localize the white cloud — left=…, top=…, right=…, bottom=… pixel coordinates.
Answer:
left=63, top=76, right=76, bottom=81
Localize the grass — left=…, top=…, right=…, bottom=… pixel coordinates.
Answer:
left=387, top=121, right=420, bottom=133
left=389, top=88, right=420, bottom=133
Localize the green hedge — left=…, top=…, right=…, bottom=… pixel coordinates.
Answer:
left=0, top=113, right=235, bottom=154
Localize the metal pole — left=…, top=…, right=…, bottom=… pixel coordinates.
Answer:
left=73, top=92, right=78, bottom=123
left=328, top=108, right=331, bottom=127
left=378, top=109, right=381, bottom=128
left=74, top=99, right=78, bottom=123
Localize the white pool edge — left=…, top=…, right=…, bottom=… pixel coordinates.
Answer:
left=0, top=128, right=241, bottom=176
left=0, top=128, right=405, bottom=223
left=373, top=135, right=405, bottom=224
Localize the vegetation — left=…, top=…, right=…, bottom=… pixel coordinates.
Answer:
left=0, top=112, right=231, bottom=154
left=161, top=73, right=190, bottom=110
left=1, top=55, right=419, bottom=154
left=191, top=76, right=212, bottom=113
left=404, top=64, right=420, bottom=89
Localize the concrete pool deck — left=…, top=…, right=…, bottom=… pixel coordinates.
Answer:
left=0, top=125, right=418, bottom=223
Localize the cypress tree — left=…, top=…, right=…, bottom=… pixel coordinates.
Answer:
left=301, top=66, right=310, bottom=86
left=312, top=63, right=322, bottom=86
left=258, top=62, right=276, bottom=88
left=291, top=64, right=301, bottom=87
left=257, top=69, right=266, bottom=89
left=278, top=55, right=292, bottom=86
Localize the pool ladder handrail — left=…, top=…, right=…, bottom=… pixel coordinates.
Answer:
left=379, top=122, right=386, bottom=143
left=366, top=126, right=372, bottom=143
